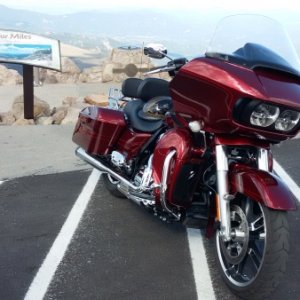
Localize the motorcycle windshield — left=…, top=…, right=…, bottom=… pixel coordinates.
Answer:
left=205, top=15, right=300, bottom=77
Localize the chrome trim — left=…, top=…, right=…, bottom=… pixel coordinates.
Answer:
left=111, top=151, right=126, bottom=167
left=117, top=182, right=155, bottom=206
left=258, top=148, right=269, bottom=171
left=140, top=154, right=153, bottom=190
left=216, top=145, right=231, bottom=241
left=160, top=150, right=181, bottom=220
left=75, top=147, right=140, bottom=191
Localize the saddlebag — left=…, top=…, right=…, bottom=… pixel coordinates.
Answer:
left=72, top=106, right=126, bottom=155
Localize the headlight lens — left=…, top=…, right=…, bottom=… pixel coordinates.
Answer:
left=250, top=104, right=280, bottom=127
left=275, top=110, right=300, bottom=131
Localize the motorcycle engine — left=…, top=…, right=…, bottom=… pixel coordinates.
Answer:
left=111, top=151, right=132, bottom=174
left=110, top=151, right=153, bottom=191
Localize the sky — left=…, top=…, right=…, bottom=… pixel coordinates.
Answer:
left=1, top=0, right=300, bottom=14
left=0, top=0, right=299, bottom=60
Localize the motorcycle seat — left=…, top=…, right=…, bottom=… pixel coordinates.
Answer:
left=122, top=78, right=170, bottom=133
left=137, top=77, right=170, bottom=100
left=124, top=99, right=163, bottom=133
left=121, top=77, right=170, bottom=100
left=121, top=78, right=143, bottom=98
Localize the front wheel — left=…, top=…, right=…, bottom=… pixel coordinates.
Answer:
left=216, top=196, right=289, bottom=300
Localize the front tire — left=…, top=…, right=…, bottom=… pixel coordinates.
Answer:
left=216, top=196, right=289, bottom=300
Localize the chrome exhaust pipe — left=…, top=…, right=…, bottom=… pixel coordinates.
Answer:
left=76, top=147, right=180, bottom=220
left=75, top=147, right=140, bottom=191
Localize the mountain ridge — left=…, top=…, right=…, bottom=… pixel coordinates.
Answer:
left=0, top=5, right=209, bottom=55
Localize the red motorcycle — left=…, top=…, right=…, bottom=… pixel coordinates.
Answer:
left=73, top=15, right=299, bottom=299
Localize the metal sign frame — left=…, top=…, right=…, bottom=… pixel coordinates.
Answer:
left=0, top=30, right=61, bottom=119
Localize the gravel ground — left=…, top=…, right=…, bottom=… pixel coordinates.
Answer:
left=0, top=124, right=91, bottom=180
left=0, top=82, right=121, bottom=112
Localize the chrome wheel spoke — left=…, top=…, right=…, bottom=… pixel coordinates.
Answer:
left=249, top=215, right=264, bottom=232
left=225, top=264, right=236, bottom=277
left=237, top=256, right=248, bottom=276
left=248, top=244, right=263, bottom=272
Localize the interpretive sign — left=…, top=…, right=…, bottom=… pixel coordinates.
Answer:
left=0, top=30, right=61, bottom=71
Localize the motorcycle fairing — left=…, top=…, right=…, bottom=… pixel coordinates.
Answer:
left=171, top=57, right=300, bottom=142
left=229, top=163, right=297, bottom=210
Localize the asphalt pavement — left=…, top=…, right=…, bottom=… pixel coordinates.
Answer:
left=0, top=125, right=299, bottom=300
left=0, top=170, right=90, bottom=299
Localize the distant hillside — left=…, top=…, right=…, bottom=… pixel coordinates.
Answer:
left=1, top=5, right=300, bottom=57
left=0, top=5, right=212, bottom=56
left=0, top=5, right=197, bottom=37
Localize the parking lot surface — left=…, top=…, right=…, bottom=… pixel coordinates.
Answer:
left=0, top=138, right=299, bottom=300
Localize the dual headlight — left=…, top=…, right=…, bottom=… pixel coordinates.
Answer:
left=234, top=99, right=300, bottom=133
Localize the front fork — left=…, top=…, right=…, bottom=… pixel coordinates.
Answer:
left=215, top=145, right=270, bottom=241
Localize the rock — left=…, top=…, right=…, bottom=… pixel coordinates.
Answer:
left=69, top=99, right=90, bottom=110
left=62, top=96, right=79, bottom=107
left=84, top=94, right=108, bottom=106
left=36, top=117, right=54, bottom=125
left=80, top=66, right=102, bottom=83
left=102, top=63, right=114, bottom=83
left=102, top=48, right=156, bottom=83
left=43, top=74, right=58, bottom=84
left=44, top=57, right=81, bottom=84
left=52, top=108, right=68, bottom=125
left=0, top=111, right=16, bottom=125
left=12, top=119, right=35, bottom=126
left=0, top=65, right=23, bottom=85
left=61, top=107, right=82, bottom=125
left=61, top=57, right=81, bottom=74
left=12, top=95, right=51, bottom=120
left=110, top=48, right=149, bottom=65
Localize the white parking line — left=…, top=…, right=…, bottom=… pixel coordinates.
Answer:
left=24, top=169, right=101, bottom=300
left=274, top=160, right=300, bottom=203
left=187, top=229, right=216, bottom=300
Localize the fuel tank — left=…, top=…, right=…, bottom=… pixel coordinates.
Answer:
left=170, top=57, right=300, bottom=141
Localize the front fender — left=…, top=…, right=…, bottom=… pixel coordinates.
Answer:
left=229, top=164, right=297, bottom=210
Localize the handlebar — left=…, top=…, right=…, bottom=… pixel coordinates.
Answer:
left=144, top=57, right=189, bottom=76
left=144, top=65, right=176, bottom=75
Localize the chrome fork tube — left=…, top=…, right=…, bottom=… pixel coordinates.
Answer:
left=258, top=148, right=269, bottom=171
left=216, top=145, right=231, bottom=241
